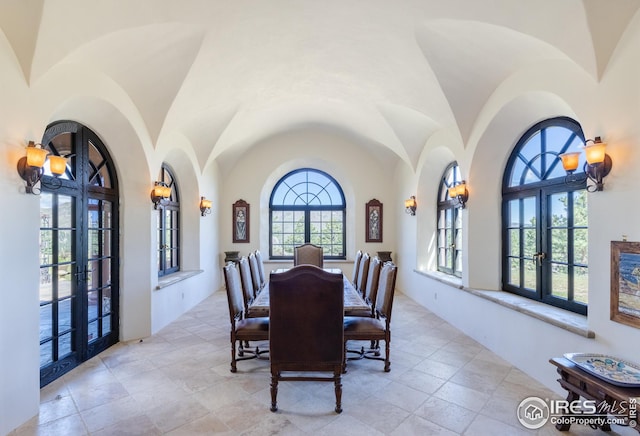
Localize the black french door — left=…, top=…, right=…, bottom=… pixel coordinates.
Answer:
left=39, top=121, right=119, bottom=387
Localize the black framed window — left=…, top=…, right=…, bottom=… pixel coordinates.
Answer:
left=270, top=168, right=346, bottom=259
left=502, top=117, right=588, bottom=314
left=157, top=164, right=180, bottom=276
left=437, top=162, right=463, bottom=277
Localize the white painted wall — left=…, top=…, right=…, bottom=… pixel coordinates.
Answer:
left=219, top=130, right=398, bottom=266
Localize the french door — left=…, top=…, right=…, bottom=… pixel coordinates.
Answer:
left=502, top=185, right=588, bottom=315
left=39, top=122, right=119, bottom=387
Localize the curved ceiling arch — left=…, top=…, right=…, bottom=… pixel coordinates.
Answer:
left=31, top=62, right=156, bottom=159
left=470, top=90, right=579, bottom=184
left=32, top=23, right=206, bottom=144
left=467, top=58, right=597, bottom=158
left=206, top=100, right=413, bottom=171
left=46, top=94, right=153, bottom=185
left=416, top=19, right=591, bottom=145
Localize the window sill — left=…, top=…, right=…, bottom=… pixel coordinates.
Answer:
left=415, top=269, right=595, bottom=339
left=156, top=270, right=203, bottom=290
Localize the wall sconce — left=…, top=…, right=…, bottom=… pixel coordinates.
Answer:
left=404, top=196, right=417, bottom=215
left=150, top=181, right=171, bottom=209
left=17, top=141, right=66, bottom=194
left=448, top=181, right=469, bottom=208
left=559, top=136, right=612, bottom=192
left=199, top=196, right=212, bottom=216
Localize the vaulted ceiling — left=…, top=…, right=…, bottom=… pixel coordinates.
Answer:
left=1, top=0, right=638, bottom=171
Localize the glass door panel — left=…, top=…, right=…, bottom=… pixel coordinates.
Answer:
left=39, top=193, right=77, bottom=373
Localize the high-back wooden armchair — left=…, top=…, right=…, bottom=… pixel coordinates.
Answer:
left=255, top=249, right=267, bottom=288
left=268, top=265, right=344, bottom=413
left=351, top=250, right=363, bottom=286
left=293, top=243, right=323, bottom=267
left=223, top=262, right=269, bottom=372
left=343, top=262, right=397, bottom=372
left=355, top=252, right=370, bottom=296
left=248, top=252, right=263, bottom=296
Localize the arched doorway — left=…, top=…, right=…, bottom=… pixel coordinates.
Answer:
left=38, top=121, right=120, bottom=386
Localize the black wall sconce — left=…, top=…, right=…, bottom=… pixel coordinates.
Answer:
left=199, top=196, right=212, bottom=216
left=404, top=196, right=417, bottom=215
left=17, top=141, right=66, bottom=194
left=559, top=136, right=613, bottom=192
left=448, top=181, right=469, bottom=208
left=150, top=181, right=171, bottom=209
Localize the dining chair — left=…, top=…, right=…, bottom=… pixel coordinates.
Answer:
left=248, top=252, right=262, bottom=297
left=343, top=262, right=397, bottom=372
left=238, top=257, right=255, bottom=312
left=238, top=256, right=266, bottom=318
left=255, top=249, right=267, bottom=288
left=223, top=262, right=269, bottom=372
left=351, top=250, right=363, bottom=286
left=268, top=265, right=344, bottom=413
left=293, top=243, right=323, bottom=267
left=355, top=252, right=370, bottom=296
left=345, top=256, right=381, bottom=318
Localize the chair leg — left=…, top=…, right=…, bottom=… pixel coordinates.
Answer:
left=270, top=371, right=279, bottom=412
left=230, top=340, right=237, bottom=373
left=334, top=369, right=342, bottom=414
left=384, top=337, right=391, bottom=372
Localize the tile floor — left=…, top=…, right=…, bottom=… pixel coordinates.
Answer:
left=10, top=290, right=637, bottom=435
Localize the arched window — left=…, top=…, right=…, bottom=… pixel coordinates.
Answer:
left=437, top=162, right=463, bottom=277
left=157, top=164, right=180, bottom=276
left=270, top=168, right=346, bottom=259
left=502, top=117, right=588, bottom=314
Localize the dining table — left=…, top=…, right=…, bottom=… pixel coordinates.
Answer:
left=249, top=268, right=370, bottom=314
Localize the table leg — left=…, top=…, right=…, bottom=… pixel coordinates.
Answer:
left=556, top=389, right=580, bottom=431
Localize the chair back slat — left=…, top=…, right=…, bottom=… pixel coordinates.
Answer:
left=238, top=257, right=254, bottom=310
left=223, top=262, right=245, bottom=321
left=356, top=252, right=370, bottom=295
left=293, top=243, right=324, bottom=267
left=375, top=262, right=397, bottom=321
left=351, top=250, right=363, bottom=285
left=363, top=256, right=382, bottom=307
left=255, top=249, right=267, bottom=287
left=248, top=252, right=261, bottom=296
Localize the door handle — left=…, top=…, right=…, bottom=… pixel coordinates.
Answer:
left=532, top=252, right=546, bottom=267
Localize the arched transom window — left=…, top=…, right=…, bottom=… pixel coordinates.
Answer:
left=270, top=168, right=346, bottom=259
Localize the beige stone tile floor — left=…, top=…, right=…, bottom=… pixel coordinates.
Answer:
left=10, top=290, right=638, bottom=435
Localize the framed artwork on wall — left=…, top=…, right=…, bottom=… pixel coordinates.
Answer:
left=233, top=199, right=250, bottom=243
left=611, top=241, right=640, bottom=329
left=365, top=199, right=383, bottom=243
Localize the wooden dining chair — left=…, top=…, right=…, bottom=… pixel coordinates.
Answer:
left=238, top=257, right=255, bottom=312
left=351, top=250, right=363, bottom=286
left=343, top=262, right=397, bottom=372
left=268, top=265, right=344, bottom=413
left=255, top=249, right=267, bottom=288
left=248, top=252, right=262, bottom=296
left=293, top=243, right=323, bottom=267
left=345, top=256, right=381, bottom=318
left=355, top=252, right=370, bottom=296
left=223, top=262, right=269, bottom=372
left=238, top=256, right=265, bottom=318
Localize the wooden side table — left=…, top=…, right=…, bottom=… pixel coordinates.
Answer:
left=550, top=357, right=640, bottom=433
